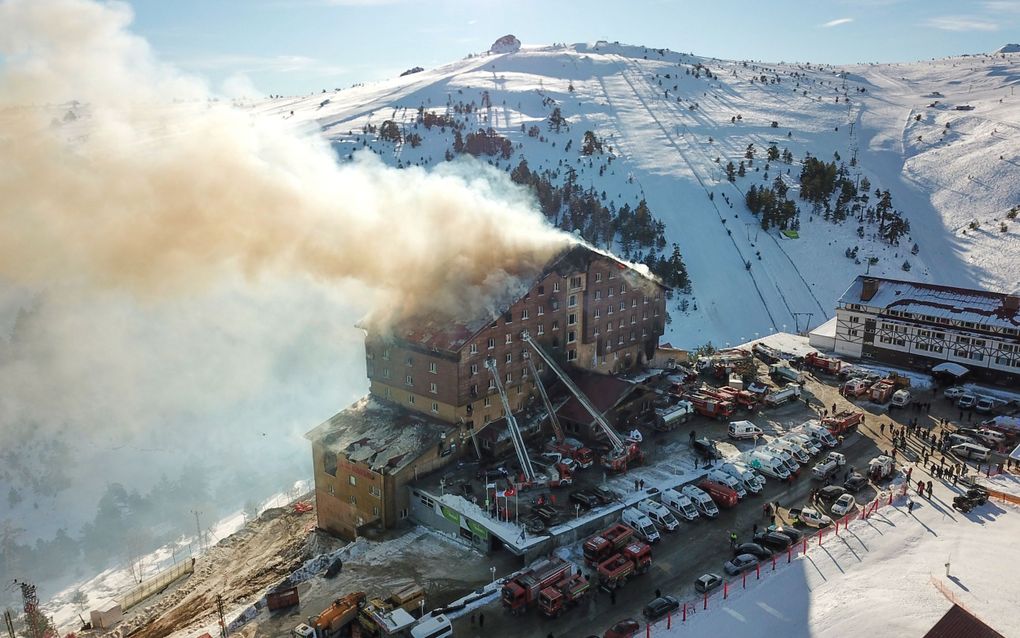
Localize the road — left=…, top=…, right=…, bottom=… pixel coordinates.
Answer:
left=453, top=372, right=934, bottom=638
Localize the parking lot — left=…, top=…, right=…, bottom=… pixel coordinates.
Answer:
left=450, top=358, right=1015, bottom=638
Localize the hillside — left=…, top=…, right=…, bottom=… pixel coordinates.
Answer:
left=252, top=42, right=1020, bottom=348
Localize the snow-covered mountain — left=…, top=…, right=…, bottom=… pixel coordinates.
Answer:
left=249, top=41, right=1020, bottom=349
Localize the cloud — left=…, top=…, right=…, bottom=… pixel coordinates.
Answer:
left=923, top=15, right=1000, bottom=31
left=983, top=0, right=1020, bottom=12
left=821, top=17, right=854, bottom=28
left=178, top=53, right=348, bottom=77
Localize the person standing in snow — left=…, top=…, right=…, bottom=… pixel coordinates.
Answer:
left=926, top=481, right=933, bottom=498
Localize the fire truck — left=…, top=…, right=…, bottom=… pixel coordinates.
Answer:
left=804, top=352, right=843, bottom=375
left=596, top=542, right=652, bottom=590
left=822, top=410, right=862, bottom=435
left=502, top=557, right=578, bottom=615
left=686, top=393, right=736, bottom=419
left=537, top=572, right=590, bottom=617
left=582, top=523, right=635, bottom=566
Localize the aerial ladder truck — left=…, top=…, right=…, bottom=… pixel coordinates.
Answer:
left=523, top=351, right=594, bottom=469
left=520, top=331, right=642, bottom=472
left=485, top=357, right=538, bottom=486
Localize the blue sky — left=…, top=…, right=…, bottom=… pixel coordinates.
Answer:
left=127, top=0, right=1019, bottom=95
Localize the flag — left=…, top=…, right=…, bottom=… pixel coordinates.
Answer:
left=505, top=486, right=516, bottom=497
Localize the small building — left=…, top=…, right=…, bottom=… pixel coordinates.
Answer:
left=305, top=397, right=459, bottom=539
left=833, top=276, right=1020, bottom=385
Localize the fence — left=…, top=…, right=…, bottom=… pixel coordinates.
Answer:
left=639, top=490, right=893, bottom=634
left=119, top=558, right=195, bottom=610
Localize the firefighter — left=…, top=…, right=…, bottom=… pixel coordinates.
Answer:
left=729, top=531, right=738, bottom=548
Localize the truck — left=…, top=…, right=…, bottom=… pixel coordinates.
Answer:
left=537, top=572, right=590, bottom=618
left=653, top=400, right=694, bottom=431
left=268, top=585, right=300, bottom=611
left=548, top=438, right=594, bottom=469
left=501, top=557, right=576, bottom=615
left=867, top=455, right=896, bottom=481
left=811, top=458, right=838, bottom=480
left=698, top=479, right=739, bottom=508
left=764, top=383, right=802, bottom=407
left=582, top=523, right=635, bottom=566
left=699, top=348, right=755, bottom=379
left=597, top=542, right=652, bottom=590
left=804, top=352, right=843, bottom=375
left=687, top=393, right=736, bottom=420
left=822, top=410, right=862, bottom=435
left=752, top=342, right=783, bottom=364
left=714, top=385, right=761, bottom=410
left=868, top=379, right=896, bottom=404
left=769, top=362, right=804, bottom=384
left=840, top=377, right=870, bottom=398
left=310, top=593, right=367, bottom=638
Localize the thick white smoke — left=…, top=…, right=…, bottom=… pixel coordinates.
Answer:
left=0, top=0, right=570, bottom=563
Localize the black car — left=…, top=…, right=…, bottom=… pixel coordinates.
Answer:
left=843, top=473, right=868, bottom=492
left=592, top=486, right=618, bottom=504
left=642, top=596, right=680, bottom=621
left=773, top=526, right=804, bottom=544
left=694, top=573, right=723, bottom=593
left=816, top=485, right=848, bottom=505
left=571, top=490, right=600, bottom=509
left=324, top=557, right=343, bottom=578
left=692, top=437, right=723, bottom=460
left=753, top=530, right=793, bottom=552
left=733, top=542, right=773, bottom=560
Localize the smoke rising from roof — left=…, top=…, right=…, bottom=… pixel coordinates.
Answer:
left=0, top=0, right=570, bottom=324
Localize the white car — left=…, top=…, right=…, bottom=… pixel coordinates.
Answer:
left=538, top=452, right=578, bottom=473
left=830, top=494, right=856, bottom=517
left=943, top=386, right=967, bottom=400
left=793, top=507, right=833, bottom=528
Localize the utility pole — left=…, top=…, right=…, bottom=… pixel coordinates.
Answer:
left=4, top=609, right=16, bottom=638
left=192, top=510, right=203, bottom=554
left=216, top=595, right=227, bottom=638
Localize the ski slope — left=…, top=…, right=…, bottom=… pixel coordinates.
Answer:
left=249, top=43, right=1020, bottom=348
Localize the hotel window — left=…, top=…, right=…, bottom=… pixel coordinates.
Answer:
left=538, top=305, right=545, bottom=315
left=505, top=333, right=513, bottom=344
left=470, top=343, right=478, bottom=354
left=505, top=352, right=513, bottom=364
left=521, top=309, right=529, bottom=320
left=470, top=363, right=478, bottom=376
left=607, top=322, right=613, bottom=332
left=595, top=272, right=602, bottom=282
left=608, top=287, right=614, bottom=297
left=373, top=506, right=380, bottom=516
left=350, top=495, right=357, bottom=505
left=487, top=337, right=495, bottom=349
left=349, top=475, right=357, bottom=486
left=431, top=402, right=439, bottom=413
left=552, top=321, right=560, bottom=331
left=538, top=285, right=545, bottom=295
left=382, top=368, right=390, bottom=379
left=570, top=276, right=582, bottom=289
left=620, top=284, right=626, bottom=294
left=537, top=323, right=545, bottom=335
left=382, top=348, right=391, bottom=361
left=406, top=356, right=413, bottom=367
left=484, top=396, right=492, bottom=407
left=553, top=282, right=560, bottom=292
left=429, top=382, right=438, bottom=394
left=594, top=325, right=601, bottom=336
left=429, top=362, right=438, bottom=374
left=607, top=304, right=614, bottom=315
left=488, top=378, right=495, bottom=390
left=618, top=335, right=624, bottom=345
left=567, top=349, right=578, bottom=361
left=595, top=290, right=602, bottom=300
left=595, top=308, right=601, bottom=318
left=631, top=299, right=637, bottom=308
left=568, top=330, right=576, bottom=343
left=505, top=371, right=513, bottom=383
left=630, top=314, right=636, bottom=325
left=408, top=394, right=415, bottom=405
left=620, top=301, right=626, bottom=312
left=568, top=313, right=577, bottom=325
left=405, top=375, right=413, bottom=386
left=569, top=294, right=577, bottom=307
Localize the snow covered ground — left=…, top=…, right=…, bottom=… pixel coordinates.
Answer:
left=250, top=44, right=1020, bottom=349
left=649, top=486, right=1020, bottom=637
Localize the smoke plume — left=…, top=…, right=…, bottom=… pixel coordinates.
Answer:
left=0, top=0, right=570, bottom=569
left=0, top=0, right=570, bottom=323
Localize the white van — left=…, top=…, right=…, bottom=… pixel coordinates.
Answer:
left=622, top=507, right=662, bottom=543
left=746, top=451, right=790, bottom=480
left=891, top=389, right=911, bottom=407
left=950, top=442, right=991, bottom=461
left=681, top=485, right=720, bottom=518
left=707, top=469, right=748, bottom=499
left=661, top=488, right=699, bottom=521
left=763, top=446, right=801, bottom=473
left=947, top=433, right=978, bottom=448
left=637, top=499, right=680, bottom=532
left=976, top=428, right=1007, bottom=446
left=720, top=462, right=763, bottom=494
left=728, top=420, right=763, bottom=440
left=811, top=458, right=838, bottom=480
left=803, top=423, right=839, bottom=449
left=410, top=614, right=453, bottom=638
left=787, top=433, right=821, bottom=455
left=772, top=439, right=811, bottom=464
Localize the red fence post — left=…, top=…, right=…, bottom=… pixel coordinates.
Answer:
left=787, top=547, right=792, bottom=563
left=704, top=592, right=708, bottom=610
left=834, top=520, right=839, bottom=535
left=755, top=564, right=760, bottom=580
left=819, top=530, right=823, bottom=547
left=646, top=623, right=650, bottom=638
left=724, top=580, right=729, bottom=599
left=667, top=612, right=672, bottom=629
left=742, top=572, right=747, bottom=589
left=772, top=555, right=777, bottom=571
left=802, top=538, right=808, bottom=554
left=683, top=604, right=687, bottom=622
left=888, top=491, right=893, bottom=506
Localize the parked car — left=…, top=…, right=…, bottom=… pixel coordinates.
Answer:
left=753, top=530, right=793, bottom=551
left=951, top=442, right=991, bottom=461
left=843, top=473, right=868, bottom=492
left=816, top=485, right=848, bottom=505
left=692, top=437, right=723, bottom=460
left=733, top=542, right=773, bottom=560
left=604, top=619, right=641, bottom=638
left=773, top=526, right=804, bottom=543
left=694, top=573, right=723, bottom=594
left=789, top=507, right=833, bottom=528
left=943, top=386, right=967, bottom=400
left=975, top=397, right=996, bottom=414
left=642, top=596, right=680, bottom=622
left=571, top=490, right=601, bottom=510
left=976, top=429, right=1008, bottom=446
left=724, top=554, right=760, bottom=575
left=592, top=486, right=619, bottom=504
left=830, top=494, right=857, bottom=517
left=957, top=394, right=977, bottom=409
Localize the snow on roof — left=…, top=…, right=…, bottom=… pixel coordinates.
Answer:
left=305, top=396, right=453, bottom=474
left=931, top=362, right=970, bottom=377
left=839, top=276, right=1020, bottom=332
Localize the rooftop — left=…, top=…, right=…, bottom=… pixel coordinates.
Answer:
left=305, top=396, right=454, bottom=474
left=838, top=276, right=1020, bottom=332
left=377, top=243, right=667, bottom=353
left=557, top=372, right=639, bottom=426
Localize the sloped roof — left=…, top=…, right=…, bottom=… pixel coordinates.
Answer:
left=838, top=276, right=1020, bottom=331
left=557, top=372, right=639, bottom=426
left=376, top=242, right=667, bottom=353
left=305, top=396, right=454, bottom=474
left=923, top=604, right=1004, bottom=638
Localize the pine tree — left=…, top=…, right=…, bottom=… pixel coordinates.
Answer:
left=726, top=161, right=736, bottom=182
